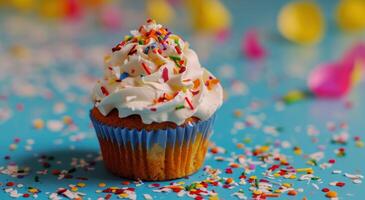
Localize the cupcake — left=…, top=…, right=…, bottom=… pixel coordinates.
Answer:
left=90, top=19, right=223, bottom=181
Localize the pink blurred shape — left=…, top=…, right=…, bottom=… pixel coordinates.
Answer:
left=342, top=43, right=365, bottom=70
left=65, top=0, right=83, bottom=21
left=242, top=29, right=266, bottom=60
left=100, top=5, right=123, bottom=31
left=308, top=62, right=353, bottom=98
left=308, top=43, right=365, bottom=98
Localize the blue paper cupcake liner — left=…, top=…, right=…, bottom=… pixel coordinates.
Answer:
left=89, top=111, right=216, bottom=180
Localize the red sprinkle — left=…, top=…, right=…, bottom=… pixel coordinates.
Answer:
left=52, top=170, right=61, bottom=175
left=141, top=62, right=151, bottom=75
left=23, top=194, right=30, bottom=198
left=101, top=86, right=109, bottom=96
left=195, top=196, right=203, bottom=200
left=162, top=67, right=169, bottom=82
left=150, top=108, right=157, bottom=112
left=172, top=187, right=182, bottom=193
left=179, top=66, right=186, bottom=73
left=175, top=46, right=182, bottom=54
left=225, top=168, right=233, bottom=174
left=185, top=97, right=194, bottom=110
left=105, top=194, right=112, bottom=200
left=127, top=45, right=137, bottom=55
left=6, top=182, right=15, bottom=187
left=336, top=182, right=345, bottom=187
left=328, top=159, right=336, bottom=164
left=322, top=188, right=330, bottom=192
left=150, top=183, right=160, bottom=187
left=112, top=45, right=121, bottom=52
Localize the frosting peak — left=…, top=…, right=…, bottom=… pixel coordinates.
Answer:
left=92, top=19, right=223, bottom=125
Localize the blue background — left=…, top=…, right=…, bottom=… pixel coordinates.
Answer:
left=1, top=0, right=364, bottom=199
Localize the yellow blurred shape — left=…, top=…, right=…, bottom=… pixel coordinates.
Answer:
left=336, top=0, right=365, bottom=31
left=9, top=0, right=35, bottom=12
left=146, top=0, right=175, bottom=24
left=278, top=1, right=324, bottom=44
left=351, top=59, right=363, bottom=85
left=82, top=0, right=108, bottom=9
left=38, top=0, right=65, bottom=19
left=186, top=0, right=231, bottom=33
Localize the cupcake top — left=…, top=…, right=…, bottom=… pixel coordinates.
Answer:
left=92, top=19, right=223, bottom=125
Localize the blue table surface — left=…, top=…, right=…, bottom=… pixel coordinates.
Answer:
left=1, top=0, right=365, bottom=199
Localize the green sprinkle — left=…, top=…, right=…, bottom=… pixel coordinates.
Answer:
left=125, top=35, right=133, bottom=41
left=185, top=183, right=196, bottom=191
left=169, top=55, right=181, bottom=67
left=169, top=55, right=181, bottom=61
left=174, top=38, right=180, bottom=48
left=175, top=105, right=185, bottom=110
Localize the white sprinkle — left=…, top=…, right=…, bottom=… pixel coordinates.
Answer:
left=126, top=96, right=137, bottom=102
left=332, top=170, right=342, bottom=174
left=312, top=183, right=319, bottom=190
left=47, top=120, right=64, bottom=132
left=353, top=179, right=362, bottom=184
left=143, top=194, right=153, bottom=200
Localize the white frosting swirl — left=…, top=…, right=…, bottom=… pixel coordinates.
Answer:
left=92, top=20, right=223, bottom=125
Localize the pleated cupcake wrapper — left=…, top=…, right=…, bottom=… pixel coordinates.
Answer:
left=90, top=112, right=216, bottom=180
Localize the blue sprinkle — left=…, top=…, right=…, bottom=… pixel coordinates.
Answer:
left=150, top=43, right=157, bottom=49
left=120, top=72, right=129, bottom=81
left=144, top=46, right=150, bottom=54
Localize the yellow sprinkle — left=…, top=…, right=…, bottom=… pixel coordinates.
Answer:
left=177, top=181, right=185, bottom=185
left=98, top=183, right=106, bottom=187
left=28, top=188, right=38, bottom=193
left=289, top=174, right=297, bottom=179
left=260, top=146, right=270, bottom=152
left=296, top=168, right=313, bottom=173
left=71, top=187, right=78, bottom=192
left=274, top=173, right=280, bottom=177
left=169, top=35, right=180, bottom=41
left=356, top=141, right=364, bottom=148
left=253, top=190, right=262, bottom=195
left=326, top=191, right=337, bottom=198
left=33, top=119, right=44, bottom=129
left=282, top=183, right=292, bottom=188
left=209, top=195, right=219, bottom=200
left=77, top=183, right=86, bottom=187
left=63, top=116, right=73, bottom=125
left=119, top=193, right=129, bottom=198
left=234, top=109, right=243, bottom=117
left=249, top=176, right=257, bottom=180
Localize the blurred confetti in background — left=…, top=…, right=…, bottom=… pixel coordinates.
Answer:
left=1, top=0, right=365, bottom=199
